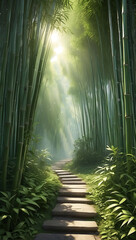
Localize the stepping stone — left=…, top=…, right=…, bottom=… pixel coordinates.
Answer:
left=43, top=219, right=98, bottom=232
left=59, top=175, right=78, bottom=178
left=57, top=197, right=92, bottom=203
left=55, top=170, right=68, bottom=173
left=61, top=177, right=82, bottom=181
left=95, top=237, right=101, bottom=240
left=59, top=188, right=87, bottom=197
left=57, top=172, right=72, bottom=176
left=62, top=181, right=85, bottom=185
left=37, top=167, right=100, bottom=240
left=52, top=203, right=97, bottom=218
left=62, top=185, right=86, bottom=189
left=35, top=233, right=99, bottom=240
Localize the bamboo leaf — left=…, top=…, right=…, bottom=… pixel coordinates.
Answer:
left=127, top=216, right=134, bottom=225
left=16, top=221, right=25, bottom=229
left=128, top=227, right=136, bottom=236
left=13, top=208, right=19, bottom=214
left=0, top=192, right=9, bottom=198
left=106, top=203, right=119, bottom=209
left=121, top=234, right=126, bottom=239
left=0, top=215, right=8, bottom=221
left=112, top=206, right=122, bottom=212
left=119, top=198, right=127, bottom=204
left=21, top=208, right=29, bottom=215
left=25, top=200, right=40, bottom=207
left=121, top=219, right=128, bottom=227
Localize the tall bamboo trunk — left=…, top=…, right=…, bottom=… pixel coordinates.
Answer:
left=108, top=0, right=124, bottom=150
left=122, top=0, right=132, bottom=154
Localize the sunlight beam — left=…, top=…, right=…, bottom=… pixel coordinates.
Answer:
left=50, top=56, right=58, bottom=62
left=54, top=46, right=64, bottom=55
left=51, top=31, right=59, bottom=43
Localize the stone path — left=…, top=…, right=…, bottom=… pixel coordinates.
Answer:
left=34, top=165, right=100, bottom=240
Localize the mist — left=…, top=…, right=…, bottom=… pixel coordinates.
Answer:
left=33, top=31, right=80, bottom=161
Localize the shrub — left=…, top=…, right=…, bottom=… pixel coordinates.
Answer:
left=90, top=146, right=136, bottom=240
left=0, top=149, right=61, bottom=240
left=72, top=137, right=103, bottom=167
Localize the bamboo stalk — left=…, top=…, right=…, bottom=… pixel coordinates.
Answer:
left=108, top=0, right=123, bottom=149
left=122, top=0, right=132, bottom=154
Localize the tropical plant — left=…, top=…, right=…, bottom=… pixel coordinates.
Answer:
left=89, top=146, right=136, bottom=240
left=0, top=149, right=61, bottom=240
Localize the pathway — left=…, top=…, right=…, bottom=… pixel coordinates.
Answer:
left=35, top=160, right=100, bottom=240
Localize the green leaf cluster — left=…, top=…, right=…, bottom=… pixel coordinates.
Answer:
left=88, top=146, right=136, bottom=239
left=72, top=137, right=103, bottom=167
left=0, top=149, right=61, bottom=240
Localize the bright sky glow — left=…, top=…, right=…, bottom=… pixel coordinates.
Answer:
left=50, top=30, right=64, bottom=63
left=50, top=56, right=58, bottom=63
left=51, top=31, right=59, bottom=43
left=54, top=46, right=64, bottom=55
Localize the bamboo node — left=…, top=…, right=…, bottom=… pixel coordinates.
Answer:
left=122, top=11, right=127, bottom=14
left=125, top=115, right=131, bottom=119
left=124, top=93, right=131, bottom=96
left=122, top=36, right=128, bottom=39
left=123, top=63, right=128, bottom=66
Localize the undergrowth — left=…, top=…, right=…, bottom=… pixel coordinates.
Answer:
left=68, top=137, right=104, bottom=172
left=0, top=149, right=61, bottom=240
left=66, top=146, right=136, bottom=240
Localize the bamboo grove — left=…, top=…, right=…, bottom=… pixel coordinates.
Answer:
left=0, top=0, right=71, bottom=192
left=65, top=0, right=136, bottom=158
left=0, top=0, right=136, bottom=191
left=0, top=0, right=136, bottom=238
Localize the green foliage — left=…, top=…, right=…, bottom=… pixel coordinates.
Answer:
left=88, top=146, right=136, bottom=239
left=64, top=0, right=136, bottom=157
left=0, top=149, right=61, bottom=240
left=68, top=146, right=136, bottom=239
left=72, top=137, right=103, bottom=168
left=0, top=0, right=72, bottom=193
left=27, top=148, right=52, bottom=168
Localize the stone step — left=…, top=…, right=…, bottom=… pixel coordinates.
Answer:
left=57, top=197, right=92, bottom=203
left=59, top=188, right=87, bottom=197
left=59, top=175, right=78, bottom=179
left=57, top=172, right=72, bottom=176
left=43, top=219, right=98, bottom=232
left=52, top=203, right=97, bottom=218
left=35, top=233, right=100, bottom=240
left=61, top=177, right=82, bottom=181
left=62, top=185, right=86, bottom=189
left=54, top=170, right=69, bottom=173
left=62, top=181, right=85, bottom=185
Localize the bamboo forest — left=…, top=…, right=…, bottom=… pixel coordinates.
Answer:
left=0, top=0, right=136, bottom=239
